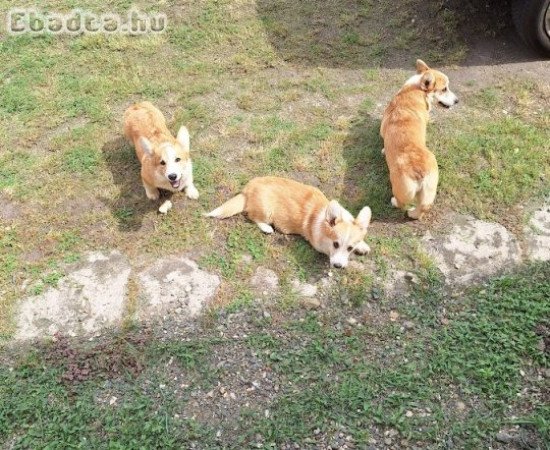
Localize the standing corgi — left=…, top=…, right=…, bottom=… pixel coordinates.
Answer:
left=380, top=59, right=458, bottom=219
left=123, top=102, right=199, bottom=210
left=206, top=176, right=372, bottom=268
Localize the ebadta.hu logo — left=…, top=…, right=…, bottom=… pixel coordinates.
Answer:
left=6, top=8, right=167, bottom=35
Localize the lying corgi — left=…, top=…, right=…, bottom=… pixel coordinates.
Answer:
left=206, top=176, right=372, bottom=268
left=380, top=59, right=458, bottom=219
left=123, top=102, right=199, bottom=211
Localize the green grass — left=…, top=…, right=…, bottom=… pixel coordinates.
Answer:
left=1, top=265, right=548, bottom=448
left=0, top=0, right=547, bottom=330
left=436, top=116, right=550, bottom=219
left=0, top=1, right=549, bottom=445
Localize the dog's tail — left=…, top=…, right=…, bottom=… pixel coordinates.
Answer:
left=205, top=194, right=246, bottom=219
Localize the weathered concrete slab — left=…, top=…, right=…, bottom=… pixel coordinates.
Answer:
left=422, top=214, right=521, bottom=285
left=524, top=203, right=550, bottom=262
left=137, top=256, right=220, bottom=319
left=15, top=251, right=131, bottom=340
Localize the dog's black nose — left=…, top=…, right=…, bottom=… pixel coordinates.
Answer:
left=168, top=173, right=177, bottom=181
left=333, top=263, right=342, bottom=268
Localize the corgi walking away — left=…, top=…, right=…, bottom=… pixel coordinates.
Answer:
left=124, top=102, right=199, bottom=211
left=380, top=59, right=458, bottom=219
left=207, top=176, right=372, bottom=268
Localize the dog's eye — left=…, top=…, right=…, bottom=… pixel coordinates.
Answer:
left=160, top=160, right=166, bottom=165
left=333, top=242, right=339, bottom=249
left=175, top=158, right=181, bottom=162
left=442, top=87, right=448, bottom=92
left=347, top=246, right=353, bottom=252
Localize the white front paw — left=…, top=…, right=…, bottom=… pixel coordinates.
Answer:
left=158, top=200, right=173, bottom=214
left=186, top=185, right=199, bottom=200
left=355, top=241, right=371, bottom=255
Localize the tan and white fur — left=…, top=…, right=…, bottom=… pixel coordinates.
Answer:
left=124, top=101, right=199, bottom=212
left=206, top=177, right=372, bottom=268
left=380, top=59, right=458, bottom=219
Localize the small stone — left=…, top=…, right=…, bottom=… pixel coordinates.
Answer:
left=384, top=438, right=392, bottom=445
left=314, top=428, right=321, bottom=435
left=241, top=254, right=253, bottom=265
left=404, top=272, right=419, bottom=284
left=389, top=310, right=399, bottom=321
left=495, top=432, right=513, bottom=443
left=299, top=283, right=317, bottom=297
left=347, top=317, right=358, bottom=325
left=405, top=410, right=413, bottom=417
left=403, top=321, right=414, bottom=330
left=251, top=267, right=279, bottom=292
left=455, top=401, right=466, bottom=411
left=263, top=311, right=271, bottom=318
left=301, top=298, right=321, bottom=310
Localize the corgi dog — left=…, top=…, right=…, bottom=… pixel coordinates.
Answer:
left=123, top=102, right=199, bottom=209
left=380, top=59, right=458, bottom=219
left=206, top=176, right=372, bottom=268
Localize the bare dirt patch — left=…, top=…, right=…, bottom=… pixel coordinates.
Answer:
left=524, top=201, right=550, bottom=262
left=422, top=214, right=522, bottom=285
left=0, top=195, right=22, bottom=222
left=137, top=256, right=221, bottom=321
left=15, top=251, right=131, bottom=340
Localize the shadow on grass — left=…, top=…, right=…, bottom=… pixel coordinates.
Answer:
left=257, top=0, right=542, bottom=69
left=341, top=108, right=405, bottom=224
left=101, top=137, right=167, bottom=232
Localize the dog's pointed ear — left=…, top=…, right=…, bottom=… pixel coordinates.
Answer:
left=355, top=206, right=372, bottom=229
left=177, top=126, right=190, bottom=151
left=326, top=200, right=343, bottom=226
left=416, top=59, right=430, bottom=73
left=420, top=72, right=435, bottom=91
left=139, top=137, right=154, bottom=156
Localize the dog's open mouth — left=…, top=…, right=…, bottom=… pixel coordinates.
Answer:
left=170, top=179, right=181, bottom=189
left=438, top=101, right=451, bottom=108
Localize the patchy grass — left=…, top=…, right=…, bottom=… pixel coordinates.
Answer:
left=1, top=265, right=548, bottom=448
left=0, top=1, right=549, bottom=445
left=0, top=0, right=548, bottom=333
left=435, top=114, right=550, bottom=220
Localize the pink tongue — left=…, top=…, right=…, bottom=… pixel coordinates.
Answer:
left=171, top=180, right=180, bottom=188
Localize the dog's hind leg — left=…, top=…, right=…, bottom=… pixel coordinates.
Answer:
left=390, top=175, right=416, bottom=210
left=407, top=172, right=438, bottom=220
left=255, top=222, right=274, bottom=234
